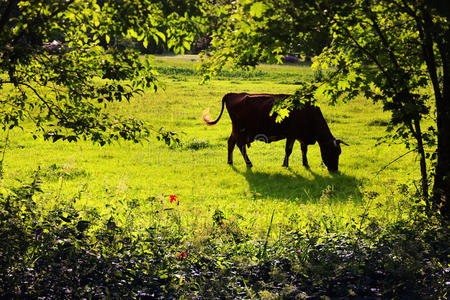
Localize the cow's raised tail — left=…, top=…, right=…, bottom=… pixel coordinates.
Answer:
left=203, top=95, right=226, bottom=125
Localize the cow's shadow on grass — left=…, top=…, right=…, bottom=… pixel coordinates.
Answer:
left=231, top=166, right=362, bottom=204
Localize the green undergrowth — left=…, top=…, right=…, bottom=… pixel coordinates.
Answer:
left=0, top=172, right=448, bottom=299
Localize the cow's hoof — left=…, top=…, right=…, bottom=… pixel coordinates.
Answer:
left=303, top=164, right=310, bottom=169
left=282, top=163, right=288, bottom=168
left=228, top=161, right=233, bottom=165
left=246, top=164, right=253, bottom=168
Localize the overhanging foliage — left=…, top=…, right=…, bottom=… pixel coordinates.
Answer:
left=0, top=0, right=198, bottom=145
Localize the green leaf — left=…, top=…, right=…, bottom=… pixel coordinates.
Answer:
left=129, top=29, right=138, bottom=39
left=275, top=108, right=290, bottom=123
left=249, top=2, right=268, bottom=18
left=155, top=30, right=166, bottom=43
left=182, top=40, right=191, bottom=51
left=143, top=37, right=148, bottom=49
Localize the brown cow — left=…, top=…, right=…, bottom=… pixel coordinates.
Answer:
left=203, top=93, right=347, bottom=171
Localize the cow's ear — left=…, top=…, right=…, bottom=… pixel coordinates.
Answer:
left=336, top=139, right=349, bottom=146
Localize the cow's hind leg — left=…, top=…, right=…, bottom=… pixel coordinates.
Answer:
left=238, top=144, right=253, bottom=168
left=282, top=138, right=295, bottom=167
left=227, top=134, right=236, bottom=165
left=301, top=141, right=309, bottom=168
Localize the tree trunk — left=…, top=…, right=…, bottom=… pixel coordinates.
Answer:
left=412, top=118, right=429, bottom=205
left=433, top=18, right=450, bottom=219
left=433, top=60, right=450, bottom=219
left=433, top=98, right=450, bottom=219
left=418, top=5, right=450, bottom=219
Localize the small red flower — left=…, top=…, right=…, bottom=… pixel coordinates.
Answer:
left=177, top=250, right=188, bottom=259
left=170, top=194, right=179, bottom=204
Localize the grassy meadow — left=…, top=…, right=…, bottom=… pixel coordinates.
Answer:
left=2, top=55, right=420, bottom=237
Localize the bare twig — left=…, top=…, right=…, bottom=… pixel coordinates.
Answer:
left=374, top=148, right=417, bottom=177
left=0, top=127, right=10, bottom=178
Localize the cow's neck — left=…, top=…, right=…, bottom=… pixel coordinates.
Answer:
left=313, top=108, right=334, bottom=146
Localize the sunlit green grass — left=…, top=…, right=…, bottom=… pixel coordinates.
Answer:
left=1, top=55, right=420, bottom=237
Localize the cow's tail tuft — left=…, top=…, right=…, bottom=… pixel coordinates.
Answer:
left=202, top=95, right=226, bottom=125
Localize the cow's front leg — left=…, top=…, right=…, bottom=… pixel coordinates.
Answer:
left=238, top=144, right=252, bottom=168
left=228, top=134, right=236, bottom=165
left=282, top=138, right=295, bottom=167
left=301, top=142, right=309, bottom=168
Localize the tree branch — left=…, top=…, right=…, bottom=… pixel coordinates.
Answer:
left=374, top=148, right=416, bottom=177
left=337, top=21, right=398, bottom=94
left=400, top=1, right=443, bottom=102
left=18, top=82, right=65, bottom=122
left=364, top=5, right=401, bottom=71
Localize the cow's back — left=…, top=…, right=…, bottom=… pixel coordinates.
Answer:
left=224, top=92, right=289, bottom=123
left=224, top=93, right=292, bottom=141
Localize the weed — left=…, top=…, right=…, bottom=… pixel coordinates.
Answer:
left=42, top=163, right=90, bottom=181
left=183, top=139, right=210, bottom=150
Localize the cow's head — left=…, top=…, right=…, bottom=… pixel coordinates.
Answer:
left=320, top=138, right=348, bottom=172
